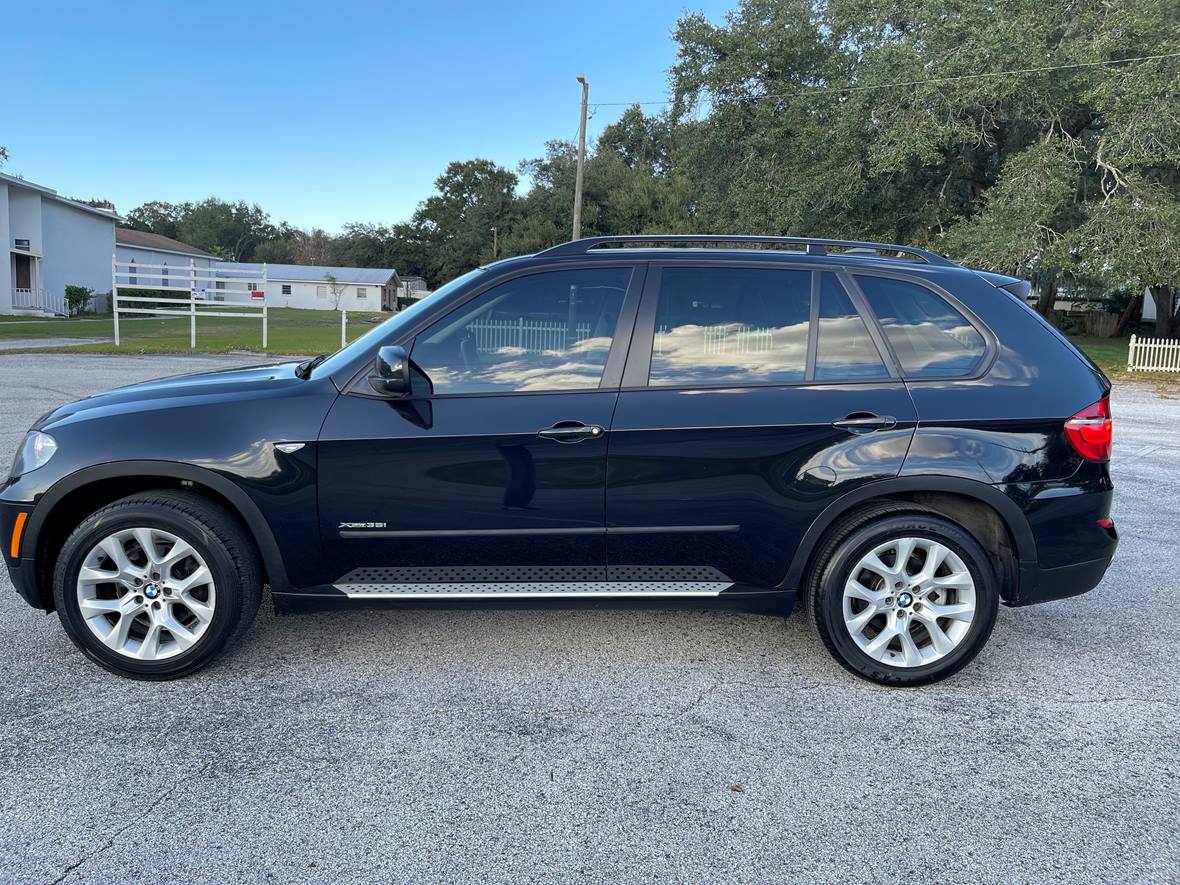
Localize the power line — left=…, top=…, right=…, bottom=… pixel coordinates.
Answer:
left=590, top=50, right=1180, bottom=109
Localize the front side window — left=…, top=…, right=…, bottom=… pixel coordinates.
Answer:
left=649, top=267, right=810, bottom=386
left=855, top=275, right=986, bottom=378
left=357, top=287, right=367, bottom=298
left=411, top=267, right=631, bottom=394
left=281, top=284, right=292, bottom=295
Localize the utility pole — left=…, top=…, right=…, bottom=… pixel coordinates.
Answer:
left=490, top=226, right=498, bottom=259
left=572, top=74, right=589, bottom=240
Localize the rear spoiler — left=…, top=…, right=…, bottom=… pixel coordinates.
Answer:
left=974, top=270, right=1032, bottom=300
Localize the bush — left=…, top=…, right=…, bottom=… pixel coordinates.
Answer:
left=64, top=285, right=95, bottom=316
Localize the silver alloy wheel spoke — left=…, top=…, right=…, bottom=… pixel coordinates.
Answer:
left=179, top=591, right=215, bottom=624
left=76, top=526, right=216, bottom=662
left=842, top=536, right=976, bottom=668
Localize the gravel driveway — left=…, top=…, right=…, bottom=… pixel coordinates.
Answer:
left=0, top=353, right=1177, bottom=884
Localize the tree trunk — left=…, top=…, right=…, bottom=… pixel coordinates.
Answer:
left=1149, top=284, right=1177, bottom=339
left=1034, top=278, right=1057, bottom=317
left=1115, top=291, right=1144, bottom=338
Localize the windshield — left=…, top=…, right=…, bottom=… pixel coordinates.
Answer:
left=308, top=268, right=486, bottom=379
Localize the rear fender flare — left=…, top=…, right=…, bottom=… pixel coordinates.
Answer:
left=780, top=476, right=1036, bottom=590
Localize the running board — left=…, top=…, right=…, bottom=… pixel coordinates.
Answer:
left=334, top=581, right=734, bottom=599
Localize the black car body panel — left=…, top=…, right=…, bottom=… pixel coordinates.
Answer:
left=604, top=385, right=917, bottom=587
left=2, top=364, right=337, bottom=596
left=317, top=389, right=618, bottom=581
left=3, top=238, right=1117, bottom=619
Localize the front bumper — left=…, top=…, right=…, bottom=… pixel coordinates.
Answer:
left=4, top=557, right=43, bottom=609
left=2, top=499, right=44, bottom=610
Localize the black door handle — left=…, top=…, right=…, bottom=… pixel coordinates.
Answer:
left=537, top=422, right=605, bottom=443
left=832, top=413, right=897, bottom=432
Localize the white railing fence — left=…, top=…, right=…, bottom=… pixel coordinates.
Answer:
left=703, top=324, right=775, bottom=354
left=12, top=287, right=42, bottom=310
left=466, top=318, right=592, bottom=354
left=1127, top=333, right=1180, bottom=373
left=655, top=323, right=777, bottom=355
left=11, top=287, right=66, bottom=315
left=112, top=256, right=268, bottom=349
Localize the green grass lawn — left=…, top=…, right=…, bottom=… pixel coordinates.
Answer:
left=1067, top=336, right=1129, bottom=376
left=1066, top=334, right=1180, bottom=384
left=0, top=314, right=74, bottom=323
left=0, top=308, right=388, bottom=355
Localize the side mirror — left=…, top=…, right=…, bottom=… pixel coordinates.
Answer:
left=368, top=345, right=411, bottom=397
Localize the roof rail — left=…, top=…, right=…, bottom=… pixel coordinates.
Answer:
left=539, top=234, right=957, bottom=266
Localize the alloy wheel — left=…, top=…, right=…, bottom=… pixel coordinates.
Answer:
left=842, top=536, right=976, bottom=668
left=75, top=527, right=216, bottom=661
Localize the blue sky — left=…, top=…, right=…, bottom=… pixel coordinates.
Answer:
left=1, top=0, right=733, bottom=232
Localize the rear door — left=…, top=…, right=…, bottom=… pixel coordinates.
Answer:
left=605, top=263, right=918, bottom=588
left=317, top=264, right=644, bottom=587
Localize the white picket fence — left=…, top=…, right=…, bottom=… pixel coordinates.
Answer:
left=1127, top=333, right=1180, bottom=373
left=654, top=323, right=777, bottom=355
left=703, top=324, right=775, bottom=354
left=467, top=318, right=592, bottom=354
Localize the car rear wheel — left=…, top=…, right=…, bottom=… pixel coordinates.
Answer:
left=53, top=491, right=262, bottom=680
left=807, top=505, right=999, bottom=686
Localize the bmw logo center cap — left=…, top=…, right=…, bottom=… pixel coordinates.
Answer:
left=145, top=583, right=161, bottom=599
left=897, top=591, right=913, bottom=607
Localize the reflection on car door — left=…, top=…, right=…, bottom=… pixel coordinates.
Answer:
left=317, top=265, right=644, bottom=591
left=605, top=264, right=918, bottom=588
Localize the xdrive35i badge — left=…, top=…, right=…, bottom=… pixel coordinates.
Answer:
left=339, top=522, right=388, bottom=530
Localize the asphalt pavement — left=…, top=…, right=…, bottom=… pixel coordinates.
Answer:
left=0, top=353, right=1177, bottom=884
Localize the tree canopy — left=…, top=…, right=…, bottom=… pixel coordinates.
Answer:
left=120, top=0, right=1179, bottom=317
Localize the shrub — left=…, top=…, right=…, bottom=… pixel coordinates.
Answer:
left=64, top=285, right=95, bottom=316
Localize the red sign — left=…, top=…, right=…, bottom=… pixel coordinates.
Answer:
left=250, top=290, right=264, bottom=300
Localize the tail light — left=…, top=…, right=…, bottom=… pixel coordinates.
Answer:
left=1064, top=396, right=1112, bottom=461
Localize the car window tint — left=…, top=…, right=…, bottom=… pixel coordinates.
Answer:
left=410, top=268, right=630, bottom=394
left=856, top=275, right=986, bottom=378
left=649, top=267, right=810, bottom=386
left=814, top=273, right=889, bottom=380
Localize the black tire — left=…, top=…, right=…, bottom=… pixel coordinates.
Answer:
left=806, top=504, right=999, bottom=686
left=53, top=490, right=262, bottom=680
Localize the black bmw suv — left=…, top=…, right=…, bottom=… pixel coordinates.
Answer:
left=1, top=236, right=1117, bottom=684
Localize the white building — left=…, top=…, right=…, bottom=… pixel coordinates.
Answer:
left=217, top=262, right=399, bottom=311
left=1, top=172, right=117, bottom=316
left=115, top=228, right=221, bottom=295
left=396, top=275, right=431, bottom=308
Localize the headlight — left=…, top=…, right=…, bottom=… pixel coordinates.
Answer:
left=10, top=431, right=58, bottom=478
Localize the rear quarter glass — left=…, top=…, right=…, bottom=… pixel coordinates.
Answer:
left=895, top=268, right=1109, bottom=422
left=992, top=283, right=1111, bottom=388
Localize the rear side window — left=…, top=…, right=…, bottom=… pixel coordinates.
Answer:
left=650, top=267, right=810, bottom=386
left=855, top=275, right=986, bottom=378
left=815, top=273, right=888, bottom=381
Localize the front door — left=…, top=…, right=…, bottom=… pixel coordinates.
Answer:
left=317, top=265, right=643, bottom=590
left=606, top=264, right=918, bottom=589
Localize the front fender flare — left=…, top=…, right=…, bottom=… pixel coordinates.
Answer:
left=27, top=460, right=291, bottom=593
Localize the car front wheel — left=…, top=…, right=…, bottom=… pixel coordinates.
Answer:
left=53, top=491, right=262, bottom=680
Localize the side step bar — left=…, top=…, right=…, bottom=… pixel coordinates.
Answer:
left=333, top=581, right=734, bottom=600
